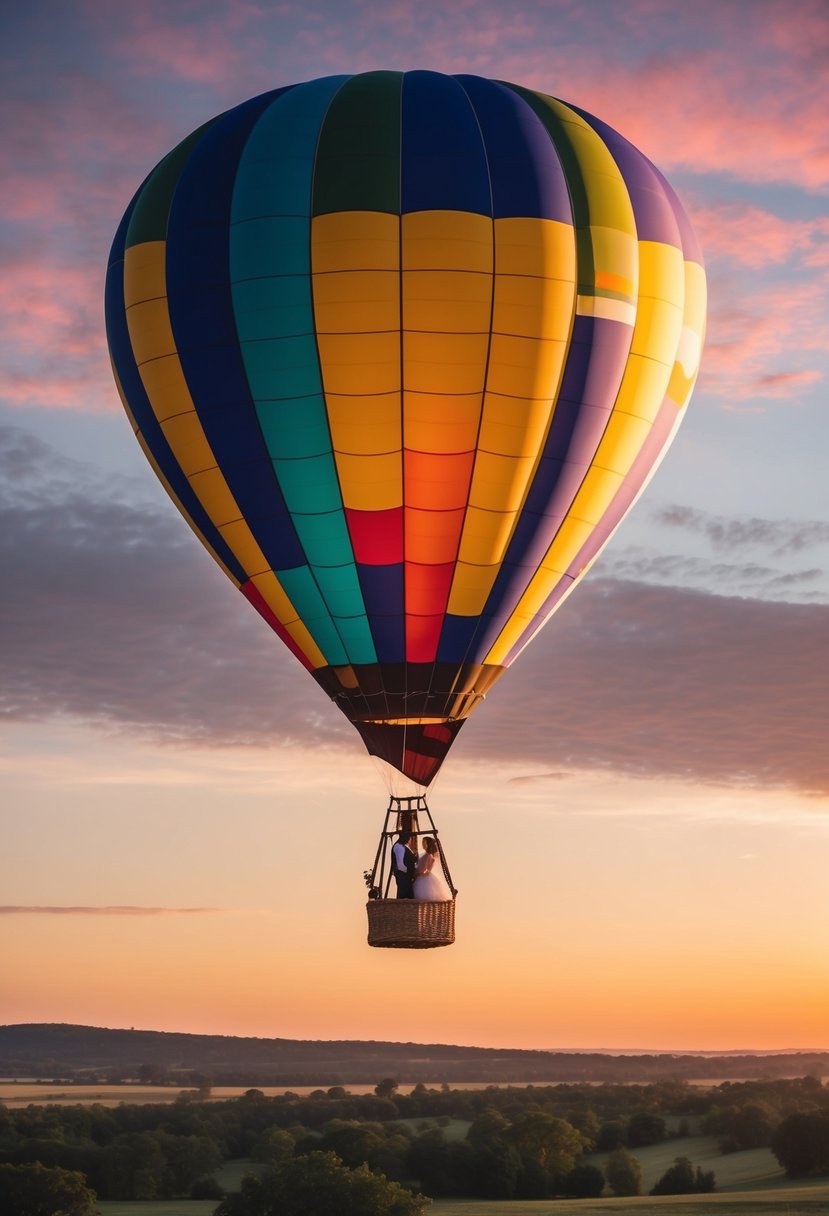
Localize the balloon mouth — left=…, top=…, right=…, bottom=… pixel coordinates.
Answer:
left=359, top=716, right=456, bottom=726
left=353, top=719, right=467, bottom=787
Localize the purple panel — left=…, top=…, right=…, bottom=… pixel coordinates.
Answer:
left=532, top=458, right=586, bottom=521
left=572, top=105, right=682, bottom=248
left=655, top=167, right=704, bottom=265
left=564, top=404, right=612, bottom=465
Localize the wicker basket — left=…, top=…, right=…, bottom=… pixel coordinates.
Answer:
left=367, top=898, right=455, bottom=948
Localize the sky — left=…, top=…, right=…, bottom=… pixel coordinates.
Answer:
left=2, top=0, right=828, bottom=1056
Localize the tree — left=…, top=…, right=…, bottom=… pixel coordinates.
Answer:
left=604, top=1147, right=642, bottom=1196
left=772, top=1112, right=829, bottom=1177
left=504, top=1111, right=586, bottom=1175
left=375, top=1079, right=399, bottom=1099
left=250, top=1127, right=295, bottom=1166
left=651, top=1155, right=715, bottom=1195
left=562, top=1162, right=605, bottom=1197
left=0, top=1162, right=97, bottom=1216
left=214, top=1151, right=428, bottom=1216
left=626, top=1111, right=667, bottom=1147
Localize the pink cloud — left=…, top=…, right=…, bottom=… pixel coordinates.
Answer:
left=0, top=255, right=115, bottom=413
left=0, top=906, right=238, bottom=915
left=692, top=205, right=829, bottom=271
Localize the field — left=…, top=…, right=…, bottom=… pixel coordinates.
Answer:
left=94, top=1186, right=829, bottom=1216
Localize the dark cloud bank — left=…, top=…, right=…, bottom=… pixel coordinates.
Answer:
left=2, top=424, right=827, bottom=796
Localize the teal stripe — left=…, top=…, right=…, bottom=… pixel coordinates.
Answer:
left=277, top=568, right=348, bottom=665
left=257, top=396, right=330, bottom=458
left=231, top=75, right=378, bottom=666
left=274, top=453, right=341, bottom=513
left=293, top=511, right=353, bottom=565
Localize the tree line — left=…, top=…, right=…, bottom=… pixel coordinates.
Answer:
left=1, top=1073, right=828, bottom=1212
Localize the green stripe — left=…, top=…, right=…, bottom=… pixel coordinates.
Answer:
left=126, top=122, right=214, bottom=248
left=313, top=71, right=403, bottom=214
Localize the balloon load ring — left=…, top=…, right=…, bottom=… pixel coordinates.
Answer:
left=365, top=796, right=456, bottom=949
left=106, top=72, right=706, bottom=949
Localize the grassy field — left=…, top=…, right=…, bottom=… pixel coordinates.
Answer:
left=585, top=1135, right=787, bottom=1194
left=431, top=1190, right=829, bottom=1215
left=95, top=1185, right=829, bottom=1216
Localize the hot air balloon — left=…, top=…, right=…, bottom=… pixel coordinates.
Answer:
left=106, top=71, right=705, bottom=949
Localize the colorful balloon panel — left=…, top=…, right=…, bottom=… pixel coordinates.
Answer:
left=106, top=71, right=706, bottom=786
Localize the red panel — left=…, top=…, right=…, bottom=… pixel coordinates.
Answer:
left=406, top=612, right=445, bottom=662
left=345, top=506, right=404, bottom=564
left=405, top=561, right=455, bottom=615
left=240, top=580, right=316, bottom=671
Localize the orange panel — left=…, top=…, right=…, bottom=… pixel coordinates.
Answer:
left=404, top=450, right=475, bottom=510
left=405, top=507, right=466, bottom=564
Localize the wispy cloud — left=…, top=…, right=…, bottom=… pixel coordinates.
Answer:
left=1, top=424, right=827, bottom=796
left=0, top=906, right=244, bottom=916
left=654, top=506, right=829, bottom=556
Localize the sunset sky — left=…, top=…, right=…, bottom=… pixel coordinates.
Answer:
left=2, top=0, right=828, bottom=1055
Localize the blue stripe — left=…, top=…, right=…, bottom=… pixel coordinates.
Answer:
left=456, top=76, right=572, bottom=223
left=358, top=565, right=405, bottom=662
left=401, top=71, right=491, bottom=214
left=105, top=196, right=247, bottom=585
left=164, top=86, right=308, bottom=573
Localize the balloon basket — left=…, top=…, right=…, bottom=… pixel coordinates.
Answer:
left=367, top=898, right=455, bottom=949
left=365, top=795, right=457, bottom=949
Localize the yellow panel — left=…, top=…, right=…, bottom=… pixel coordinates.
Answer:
left=477, top=393, right=554, bottom=459
left=326, top=393, right=401, bottom=455
left=335, top=451, right=402, bottom=510
left=638, top=241, right=685, bottom=307
left=446, top=561, right=501, bottom=616
left=494, top=216, right=576, bottom=279
left=588, top=226, right=638, bottom=300
left=666, top=262, right=707, bottom=407
left=683, top=261, right=707, bottom=335
left=592, top=410, right=652, bottom=476
left=561, top=465, right=624, bottom=529
left=403, top=269, right=492, bottom=332
left=317, top=331, right=400, bottom=395
left=469, top=451, right=534, bottom=512
left=126, top=298, right=176, bottom=364
left=629, top=296, right=684, bottom=362
left=126, top=422, right=240, bottom=588
left=613, top=354, right=673, bottom=424
left=404, top=392, right=481, bottom=453
left=160, top=412, right=215, bottom=477
left=486, top=332, right=568, bottom=399
left=249, top=572, right=327, bottom=668
left=123, top=241, right=166, bottom=306
left=311, top=211, right=399, bottom=272
left=492, top=274, right=574, bottom=340
left=188, top=467, right=244, bottom=528
left=403, top=331, right=489, bottom=394
left=456, top=506, right=516, bottom=565
left=217, top=520, right=270, bottom=575
left=402, top=211, right=493, bottom=272
left=312, top=270, right=399, bottom=333
left=136, top=355, right=195, bottom=423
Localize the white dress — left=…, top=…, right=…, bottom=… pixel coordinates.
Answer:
left=413, top=852, right=452, bottom=901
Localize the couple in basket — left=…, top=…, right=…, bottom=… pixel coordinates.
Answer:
left=391, top=831, right=452, bottom=901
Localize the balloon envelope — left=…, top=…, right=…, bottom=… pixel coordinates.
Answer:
left=106, top=71, right=705, bottom=786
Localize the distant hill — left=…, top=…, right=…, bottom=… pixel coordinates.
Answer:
left=1, top=1024, right=827, bottom=1086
